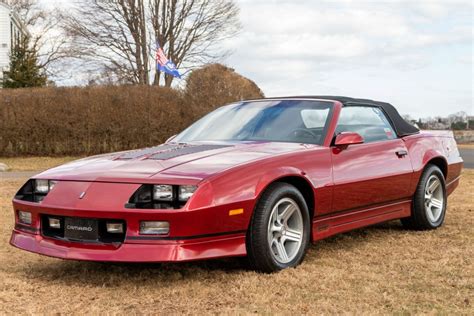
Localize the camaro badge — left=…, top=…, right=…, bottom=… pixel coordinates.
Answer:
left=79, top=192, right=86, bottom=199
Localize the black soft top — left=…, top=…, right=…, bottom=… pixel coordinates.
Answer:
left=267, top=95, right=420, bottom=137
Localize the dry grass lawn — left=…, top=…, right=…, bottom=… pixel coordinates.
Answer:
left=0, top=170, right=472, bottom=314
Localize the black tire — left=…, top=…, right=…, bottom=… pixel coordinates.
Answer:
left=401, top=164, right=447, bottom=230
left=246, top=182, right=311, bottom=273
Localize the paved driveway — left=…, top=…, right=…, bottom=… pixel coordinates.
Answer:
left=0, top=171, right=38, bottom=180
left=459, top=148, right=473, bottom=169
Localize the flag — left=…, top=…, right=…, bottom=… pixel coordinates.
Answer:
left=155, top=42, right=181, bottom=78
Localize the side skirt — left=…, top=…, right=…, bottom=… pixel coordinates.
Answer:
left=312, top=199, right=412, bottom=241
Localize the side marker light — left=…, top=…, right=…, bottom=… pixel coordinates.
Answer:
left=229, top=208, right=244, bottom=216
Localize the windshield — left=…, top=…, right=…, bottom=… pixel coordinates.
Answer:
left=173, top=100, right=334, bottom=145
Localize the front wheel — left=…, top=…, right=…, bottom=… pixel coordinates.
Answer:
left=401, top=164, right=447, bottom=230
left=246, top=183, right=311, bottom=272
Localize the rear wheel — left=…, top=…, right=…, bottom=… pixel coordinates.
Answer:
left=247, top=182, right=310, bottom=272
left=401, top=164, right=447, bottom=230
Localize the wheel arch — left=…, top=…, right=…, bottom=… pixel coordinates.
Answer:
left=425, top=156, right=448, bottom=179
left=275, top=176, right=315, bottom=220
left=255, top=173, right=315, bottom=223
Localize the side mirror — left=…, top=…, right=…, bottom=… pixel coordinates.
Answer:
left=334, top=132, right=364, bottom=147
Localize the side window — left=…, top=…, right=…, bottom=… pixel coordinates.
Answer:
left=336, top=106, right=396, bottom=143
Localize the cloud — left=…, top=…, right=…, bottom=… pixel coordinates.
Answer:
left=230, top=0, right=471, bottom=61
left=224, top=0, right=473, bottom=116
left=457, top=55, right=473, bottom=65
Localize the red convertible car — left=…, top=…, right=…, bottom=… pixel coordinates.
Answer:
left=11, top=96, right=463, bottom=272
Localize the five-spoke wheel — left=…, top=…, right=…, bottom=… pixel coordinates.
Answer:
left=424, top=175, right=444, bottom=223
left=267, top=198, right=304, bottom=264
left=402, top=164, right=447, bottom=230
left=247, top=182, right=310, bottom=272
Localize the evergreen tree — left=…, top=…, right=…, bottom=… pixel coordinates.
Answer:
left=2, top=36, right=47, bottom=88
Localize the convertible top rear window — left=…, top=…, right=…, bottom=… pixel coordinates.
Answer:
left=173, top=100, right=334, bottom=145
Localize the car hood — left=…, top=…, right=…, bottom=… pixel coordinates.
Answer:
left=35, top=142, right=322, bottom=183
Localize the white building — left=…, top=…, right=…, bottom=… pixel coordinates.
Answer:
left=0, top=2, right=28, bottom=83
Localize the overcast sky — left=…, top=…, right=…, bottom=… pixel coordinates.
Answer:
left=223, top=0, right=473, bottom=118
left=42, top=0, right=472, bottom=118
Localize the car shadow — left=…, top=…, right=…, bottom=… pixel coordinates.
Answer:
left=23, top=220, right=406, bottom=286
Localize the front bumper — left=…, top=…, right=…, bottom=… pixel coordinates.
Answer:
left=10, top=184, right=253, bottom=262
left=10, top=228, right=246, bottom=262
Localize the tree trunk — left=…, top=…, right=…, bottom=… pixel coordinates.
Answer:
left=164, top=73, right=173, bottom=87
left=153, top=70, right=161, bottom=85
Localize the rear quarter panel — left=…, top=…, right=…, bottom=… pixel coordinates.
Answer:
left=404, top=131, right=463, bottom=195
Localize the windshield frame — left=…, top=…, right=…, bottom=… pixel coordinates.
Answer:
left=172, top=99, right=335, bottom=146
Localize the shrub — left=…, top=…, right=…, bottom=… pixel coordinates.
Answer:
left=185, top=63, right=264, bottom=109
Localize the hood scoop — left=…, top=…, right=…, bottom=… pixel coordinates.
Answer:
left=117, top=144, right=182, bottom=159
left=149, top=144, right=231, bottom=160
left=117, top=144, right=231, bottom=161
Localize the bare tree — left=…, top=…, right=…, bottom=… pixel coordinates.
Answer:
left=150, top=0, right=240, bottom=86
left=63, top=0, right=150, bottom=85
left=60, top=0, right=239, bottom=86
left=3, top=0, right=69, bottom=79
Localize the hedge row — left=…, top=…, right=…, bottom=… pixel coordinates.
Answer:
left=0, top=66, right=264, bottom=156
left=0, top=64, right=263, bottom=156
left=0, top=86, right=181, bottom=155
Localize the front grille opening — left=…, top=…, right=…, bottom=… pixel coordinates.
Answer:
left=41, top=215, right=126, bottom=244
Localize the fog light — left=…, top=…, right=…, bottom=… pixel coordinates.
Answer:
left=140, top=221, right=169, bottom=235
left=18, top=211, right=32, bottom=225
left=48, top=217, right=61, bottom=229
left=106, top=222, right=124, bottom=234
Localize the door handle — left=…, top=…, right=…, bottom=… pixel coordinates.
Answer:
left=396, top=150, right=408, bottom=158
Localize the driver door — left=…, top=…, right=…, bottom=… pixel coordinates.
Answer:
left=330, top=106, right=413, bottom=212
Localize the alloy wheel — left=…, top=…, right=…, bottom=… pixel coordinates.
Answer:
left=424, top=174, right=444, bottom=223
left=267, top=197, right=304, bottom=263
